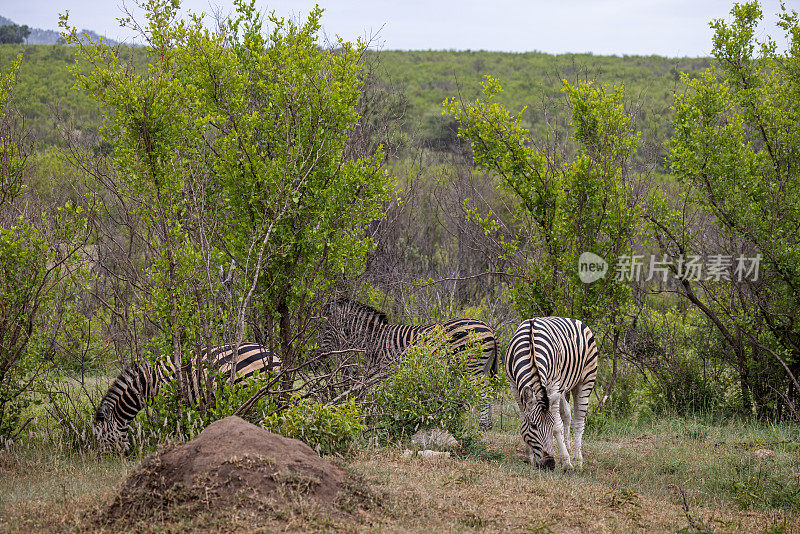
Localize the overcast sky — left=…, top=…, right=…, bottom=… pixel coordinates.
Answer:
left=3, top=0, right=796, bottom=57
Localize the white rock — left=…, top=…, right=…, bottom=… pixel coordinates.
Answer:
left=751, top=448, right=775, bottom=460
left=418, top=449, right=451, bottom=460
left=411, top=428, right=461, bottom=451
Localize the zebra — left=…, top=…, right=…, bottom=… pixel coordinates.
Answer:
left=505, top=317, right=598, bottom=471
left=322, top=298, right=499, bottom=429
left=94, top=343, right=280, bottom=452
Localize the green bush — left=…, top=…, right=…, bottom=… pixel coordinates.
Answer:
left=261, top=395, right=365, bottom=455
left=369, top=327, right=491, bottom=441
left=643, top=361, right=735, bottom=418
left=619, top=307, right=747, bottom=420
left=138, top=365, right=277, bottom=452
left=0, top=220, right=52, bottom=442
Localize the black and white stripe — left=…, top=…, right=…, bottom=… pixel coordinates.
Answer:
left=505, top=317, right=598, bottom=471
left=94, top=343, right=279, bottom=452
left=322, top=299, right=499, bottom=429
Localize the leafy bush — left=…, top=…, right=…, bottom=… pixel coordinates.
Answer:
left=593, top=362, right=640, bottom=420
left=261, top=395, right=365, bottom=455
left=618, top=307, right=748, bottom=420
left=637, top=356, right=746, bottom=420
left=138, top=365, right=277, bottom=452
left=369, top=327, right=491, bottom=441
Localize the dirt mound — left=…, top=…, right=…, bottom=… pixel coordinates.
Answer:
left=102, top=416, right=348, bottom=523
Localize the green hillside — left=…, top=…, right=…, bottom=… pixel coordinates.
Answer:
left=372, top=50, right=710, bottom=151
left=0, top=44, right=710, bottom=156
left=0, top=44, right=143, bottom=145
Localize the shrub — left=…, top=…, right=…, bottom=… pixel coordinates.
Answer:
left=0, top=221, right=52, bottom=443
left=138, top=365, right=278, bottom=452
left=261, top=396, right=365, bottom=455
left=369, top=327, right=491, bottom=441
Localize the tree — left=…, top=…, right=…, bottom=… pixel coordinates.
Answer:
left=651, top=1, right=800, bottom=419
left=60, top=0, right=394, bottom=430
left=444, top=77, right=641, bottom=387
left=0, top=25, right=31, bottom=45
left=0, top=54, right=39, bottom=439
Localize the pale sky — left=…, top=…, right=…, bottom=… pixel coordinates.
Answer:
left=2, top=0, right=796, bottom=57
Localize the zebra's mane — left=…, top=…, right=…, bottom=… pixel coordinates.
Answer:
left=334, top=298, right=389, bottom=324
left=528, top=318, right=550, bottom=412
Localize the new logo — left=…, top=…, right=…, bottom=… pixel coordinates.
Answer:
left=578, top=252, right=608, bottom=284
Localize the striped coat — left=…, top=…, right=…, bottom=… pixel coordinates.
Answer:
left=94, top=343, right=279, bottom=452
left=505, top=317, right=598, bottom=471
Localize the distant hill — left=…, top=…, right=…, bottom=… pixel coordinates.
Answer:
left=0, top=43, right=711, bottom=164
left=0, top=14, right=116, bottom=45
left=369, top=50, right=710, bottom=160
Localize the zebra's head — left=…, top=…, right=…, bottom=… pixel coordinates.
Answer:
left=519, top=381, right=561, bottom=470
left=93, top=364, right=148, bottom=453
left=94, top=400, right=130, bottom=453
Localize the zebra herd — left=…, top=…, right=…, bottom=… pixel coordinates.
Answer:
left=95, top=298, right=598, bottom=472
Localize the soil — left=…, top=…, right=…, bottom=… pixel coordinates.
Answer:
left=101, top=416, right=350, bottom=524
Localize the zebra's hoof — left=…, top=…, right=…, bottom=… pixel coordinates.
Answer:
left=563, top=466, right=575, bottom=474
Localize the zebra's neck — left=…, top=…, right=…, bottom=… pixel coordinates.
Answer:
left=96, top=362, right=161, bottom=425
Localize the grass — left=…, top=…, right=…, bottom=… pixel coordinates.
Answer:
left=345, top=415, right=799, bottom=533
left=580, top=416, right=800, bottom=513
left=0, top=444, right=134, bottom=532
left=0, top=402, right=798, bottom=533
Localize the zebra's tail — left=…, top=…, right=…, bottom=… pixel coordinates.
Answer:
left=478, top=334, right=500, bottom=432
left=491, top=335, right=499, bottom=378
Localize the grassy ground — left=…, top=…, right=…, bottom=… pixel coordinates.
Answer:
left=1, top=405, right=798, bottom=533
left=346, top=426, right=799, bottom=533
left=0, top=446, right=133, bottom=532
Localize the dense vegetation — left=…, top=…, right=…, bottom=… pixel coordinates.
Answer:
left=0, top=1, right=798, bottom=528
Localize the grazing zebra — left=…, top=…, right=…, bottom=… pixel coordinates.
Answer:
left=322, top=298, right=499, bottom=429
left=94, top=343, right=279, bottom=452
left=505, top=317, right=598, bottom=471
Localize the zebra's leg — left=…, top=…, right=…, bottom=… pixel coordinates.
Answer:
left=571, top=383, right=592, bottom=471
left=552, top=408, right=573, bottom=472
left=546, top=386, right=573, bottom=472
left=559, top=393, right=572, bottom=452
left=475, top=370, right=493, bottom=430
left=478, top=403, right=493, bottom=431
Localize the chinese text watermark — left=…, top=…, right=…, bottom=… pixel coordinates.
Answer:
left=578, top=253, right=762, bottom=284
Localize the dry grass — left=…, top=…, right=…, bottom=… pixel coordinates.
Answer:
left=346, top=429, right=798, bottom=533
left=1, top=411, right=798, bottom=533
left=0, top=447, right=134, bottom=533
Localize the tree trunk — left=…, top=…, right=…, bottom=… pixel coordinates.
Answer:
left=278, top=297, right=293, bottom=395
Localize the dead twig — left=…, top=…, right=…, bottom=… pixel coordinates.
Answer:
left=675, top=480, right=712, bottom=533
